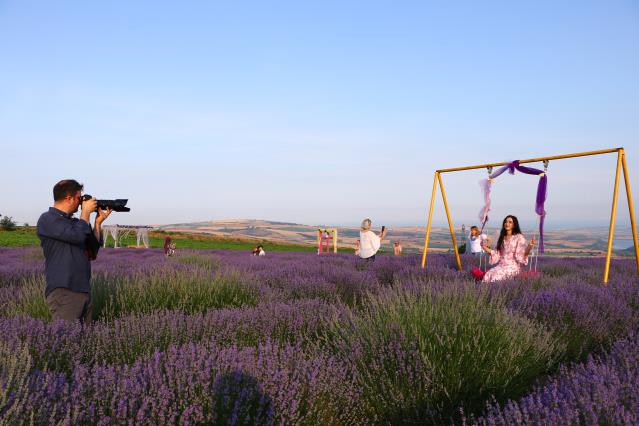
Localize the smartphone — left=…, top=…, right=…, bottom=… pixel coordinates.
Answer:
left=381, top=226, right=386, bottom=233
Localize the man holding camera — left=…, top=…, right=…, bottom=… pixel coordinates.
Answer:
left=36, top=179, right=112, bottom=323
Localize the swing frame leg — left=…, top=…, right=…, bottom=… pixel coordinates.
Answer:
left=621, top=149, right=639, bottom=277
left=421, top=171, right=462, bottom=271
left=604, top=151, right=623, bottom=284
left=421, top=172, right=439, bottom=269
left=438, top=173, right=462, bottom=271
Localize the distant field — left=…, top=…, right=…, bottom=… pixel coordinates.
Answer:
left=0, top=227, right=354, bottom=253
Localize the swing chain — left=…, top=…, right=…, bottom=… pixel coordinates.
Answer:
left=543, top=160, right=549, bottom=173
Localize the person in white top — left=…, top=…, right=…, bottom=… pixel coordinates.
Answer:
left=466, top=226, right=488, bottom=256
left=257, top=245, right=266, bottom=256
left=358, top=218, right=387, bottom=261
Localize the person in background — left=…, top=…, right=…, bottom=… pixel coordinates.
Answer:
left=466, top=225, right=488, bottom=256
left=481, top=215, right=536, bottom=283
left=358, top=218, right=387, bottom=261
left=36, top=179, right=111, bottom=323
left=257, top=245, right=266, bottom=256
left=393, top=241, right=403, bottom=256
left=354, top=239, right=361, bottom=256
left=164, top=236, right=174, bottom=257
left=252, top=246, right=260, bottom=256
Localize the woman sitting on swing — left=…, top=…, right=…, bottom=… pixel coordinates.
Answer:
left=481, top=215, right=536, bottom=283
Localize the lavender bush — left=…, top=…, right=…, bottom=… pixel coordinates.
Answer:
left=0, top=339, right=365, bottom=425
left=322, top=285, right=563, bottom=424
left=0, top=299, right=345, bottom=371
left=467, top=334, right=639, bottom=425
left=1, top=246, right=638, bottom=424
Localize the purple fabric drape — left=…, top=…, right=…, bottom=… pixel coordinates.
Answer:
left=478, top=160, right=547, bottom=253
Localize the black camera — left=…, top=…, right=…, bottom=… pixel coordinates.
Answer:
left=81, top=195, right=130, bottom=212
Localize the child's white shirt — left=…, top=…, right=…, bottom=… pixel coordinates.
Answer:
left=467, top=233, right=487, bottom=253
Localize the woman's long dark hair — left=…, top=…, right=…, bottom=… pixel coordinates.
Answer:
left=496, top=215, right=522, bottom=253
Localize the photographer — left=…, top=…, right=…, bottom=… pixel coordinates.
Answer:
left=36, top=180, right=112, bottom=323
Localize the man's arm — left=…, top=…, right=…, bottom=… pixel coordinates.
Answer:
left=37, top=214, right=92, bottom=244
left=85, top=208, right=111, bottom=260
left=93, top=219, right=103, bottom=242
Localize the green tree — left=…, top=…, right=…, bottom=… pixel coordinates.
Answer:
left=0, top=215, right=17, bottom=231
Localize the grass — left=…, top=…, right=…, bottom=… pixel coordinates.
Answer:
left=0, top=228, right=40, bottom=247
left=0, top=227, right=354, bottom=253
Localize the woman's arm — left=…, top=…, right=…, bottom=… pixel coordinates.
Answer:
left=482, top=240, right=500, bottom=264
left=514, top=235, right=530, bottom=265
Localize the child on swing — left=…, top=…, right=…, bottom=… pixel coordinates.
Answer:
left=481, top=215, right=536, bottom=283
left=466, top=226, right=488, bottom=256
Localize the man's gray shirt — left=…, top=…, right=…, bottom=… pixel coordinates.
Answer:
left=36, top=207, right=102, bottom=297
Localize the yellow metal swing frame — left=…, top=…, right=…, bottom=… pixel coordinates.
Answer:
left=421, top=147, right=639, bottom=284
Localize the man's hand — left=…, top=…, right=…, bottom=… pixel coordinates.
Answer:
left=93, top=207, right=112, bottom=242
left=95, top=207, right=112, bottom=225
left=80, top=197, right=97, bottom=224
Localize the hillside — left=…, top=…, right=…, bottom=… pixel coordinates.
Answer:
left=158, top=219, right=638, bottom=256
left=3, top=219, right=636, bottom=256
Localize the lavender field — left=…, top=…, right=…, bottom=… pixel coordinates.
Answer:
left=1, top=247, right=638, bottom=425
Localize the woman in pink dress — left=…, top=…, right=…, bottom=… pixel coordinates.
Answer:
left=481, top=215, right=536, bottom=283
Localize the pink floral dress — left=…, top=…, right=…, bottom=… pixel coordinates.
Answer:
left=483, top=234, right=529, bottom=283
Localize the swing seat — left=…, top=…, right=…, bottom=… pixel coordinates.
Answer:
left=519, top=270, right=541, bottom=279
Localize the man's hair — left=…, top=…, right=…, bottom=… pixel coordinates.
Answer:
left=53, top=179, right=83, bottom=201
left=470, top=226, right=479, bottom=231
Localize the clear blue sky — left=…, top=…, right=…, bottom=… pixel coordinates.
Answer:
left=1, top=1, right=638, bottom=230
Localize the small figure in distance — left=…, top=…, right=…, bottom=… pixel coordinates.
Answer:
left=257, top=245, right=266, bottom=256
left=354, top=239, right=361, bottom=257
left=358, top=218, right=387, bottom=262
left=252, top=246, right=260, bottom=256
left=164, top=236, right=176, bottom=257
left=393, top=241, right=402, bottom=256
left=481, top=215, right=536, bottom=283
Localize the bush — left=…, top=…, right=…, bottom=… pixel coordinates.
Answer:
left=2, top=275, right=51, bottom=320
left=4, top=269, right=260, bottom=322
left=322, top=286, right=563, bottom=424
left=0, top=215, right=17, bottom=231
left=0, top=340, right=364, bottom=425
left=91, top=268, right=259, bottom=321
left=511, top=284, right=635, bottom=361
left=468, top=334, right=639, bottom=425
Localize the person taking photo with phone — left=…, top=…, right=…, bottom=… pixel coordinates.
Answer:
left=358, top=218, right=387, bottom=261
